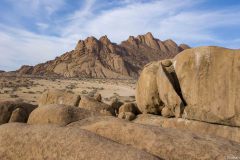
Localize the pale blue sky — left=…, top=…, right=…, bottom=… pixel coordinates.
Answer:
left=0, top=0, right=240, bottom=71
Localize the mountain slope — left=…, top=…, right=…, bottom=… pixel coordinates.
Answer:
left=17, top=32, right=190, bottom=78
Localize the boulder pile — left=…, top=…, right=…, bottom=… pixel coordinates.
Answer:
left=136, top=46, right=240, bottom=127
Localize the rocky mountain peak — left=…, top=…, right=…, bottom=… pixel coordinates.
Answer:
left=124, top=36, right=138, bottom=47
left=75, top=40, right=85, bottom=50
left=163, top=39, right=177, bottom=46
left=99, top=35, right=111, bottom=45
left=144, top=32, right=154, bottom=40
left=178, top=44, right=191, bottom=52
left=16, top=32, right=190, bottom=78
left=85, top=36, right=98, bottom=43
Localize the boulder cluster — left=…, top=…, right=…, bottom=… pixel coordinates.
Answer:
left=0, top=46, right=240, bottom=159
left=136, top=46, right=240, bottom=127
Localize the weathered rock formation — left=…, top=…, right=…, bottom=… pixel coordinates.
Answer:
left=0, top=101, right=36, bottom=125
left=27, top=104, right=101, bottom=126
left=16, top=33, right=190, bottom=78
left=174, top=46, right=240, bottom=127
left=135, top=61, right=163, bottom=114
left=79, top=96, right=115, bottom=116
left=134, top=114, right=240, bottom=143
left=38, top=89, right=81, bottom=107
left=69, top=116, right=240, bottom=160
left=136, top=46, right=240, bottom=127
left=0, top=123, right=159, bottom=160
left=118, top=103, right=139, bottom=115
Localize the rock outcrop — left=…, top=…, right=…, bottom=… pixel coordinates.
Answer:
left=136, top=46, right=240, bottom=127
left=0, top=101, right=36, bottom=125
left=16, top=33, right=189, bottom=78
left=17, top=65, right=33, bottom=74
left=135, top=61, right=163, bottom=114
left=69, top=116, right=240, bottom=160
left=134, top=114, right=240, bottom=143
left=174, top=46, right=240, bottom=127
left=0, top=123, right=159, bottom=160
left=79, top=96, right=115, bottom=116
left=118, top=103, right=139, bottom=115
left=27, top=104, right=100, bottom=126
left=38, top=89, right=81, bottom=107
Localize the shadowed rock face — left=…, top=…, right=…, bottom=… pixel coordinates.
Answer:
left=16, top=33, right=189, bottom=78
left=0, top=123, right=160, bottom=160
left=0, top=101, right=37, bottom=125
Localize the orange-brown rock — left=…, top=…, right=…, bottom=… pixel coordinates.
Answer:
left=118, top=103, right=139, bottom=115
left=16, top=33, right=189, bottom=78
left=174, top=46, right=240, bottom=127
left=70, top=116, right=240, bottom=160
left=79, top=96, right=115, bottom=116
left=0, top=101, right=36, bottom=124
left=38, top=89, right=81, bottom=107
left=0, top=123, right=160, bottom=160
left=27, top=104, right=100, bottom=126
left=136, top=46, right=240, bottom=127
left=135, top=61, right=163, bottom=114
left=134, top=114, right=240, bottom=143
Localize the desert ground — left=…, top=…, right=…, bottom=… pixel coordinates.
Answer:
left=0, top=75, right=136, bottom=105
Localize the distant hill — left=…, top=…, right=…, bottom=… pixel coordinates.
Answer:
left=16, top=32, right=190, bottom=78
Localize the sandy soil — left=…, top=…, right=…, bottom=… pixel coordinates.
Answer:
left=0, top=76, right=136, bottom=105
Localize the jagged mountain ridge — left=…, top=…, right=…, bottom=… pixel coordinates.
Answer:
left=17, top=32, right=190, bottom=78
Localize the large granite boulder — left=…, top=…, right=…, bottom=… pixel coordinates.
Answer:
left=79, top=96, right=115, bottom=116
left=134, top=114, right=240, bottom=143
left=38, top=89, right=81, bottom=107
left=0, top=101, right=36, bottom=125
left=0, top=123, right=159, bottom=160
left=135, top=59, right=185, bottom=117
left=174, top=46, right=240, bottom=126
left=118, top=103, right=139, bottom=115
left=135, top=61, right=163, bottom=114
left=69, top=116, right=240, bottom=160
left=27, top=104, right=99, bottom=126
left=136, top=46, right=240, bottom=127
